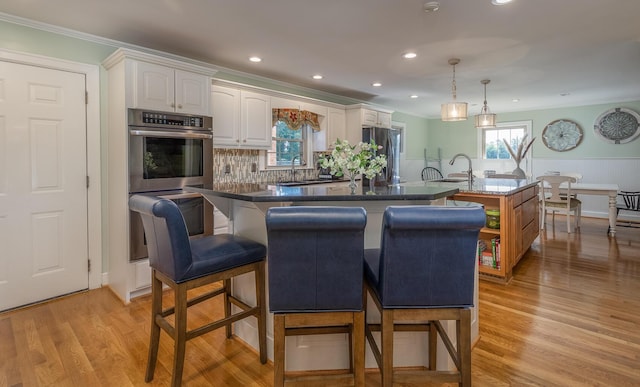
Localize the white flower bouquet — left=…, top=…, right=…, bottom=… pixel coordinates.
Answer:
left=320, top=138, right=387, bottom=184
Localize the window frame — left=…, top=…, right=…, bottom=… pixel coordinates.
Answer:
left=476, top=120, right=533, bottom=177
left=265, top=120, right=309, bottom=169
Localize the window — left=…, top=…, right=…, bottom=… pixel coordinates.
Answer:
left=482, top=124, right=526, bottom=160
left=477, top=120, right=533, bottom=177
left=266, top=120, right=307, bottom=167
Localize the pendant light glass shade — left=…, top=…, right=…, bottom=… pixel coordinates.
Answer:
left=441, top=58, right=468, bottom=121
left=474, top=79, right=496, bottom=128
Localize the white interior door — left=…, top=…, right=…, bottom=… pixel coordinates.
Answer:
left=0, top=60, right=88, bottom=311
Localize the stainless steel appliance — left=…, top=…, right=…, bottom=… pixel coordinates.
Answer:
left=128, top=108, right=214, bottom=261
left=128, top=108, right=213, bottom=193
left=362, top=126, right=401, bottom=186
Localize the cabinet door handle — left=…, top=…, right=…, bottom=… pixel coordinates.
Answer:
left=178, top=104, right=183, bottom=109
left=171, top=103, right=175, bottom=108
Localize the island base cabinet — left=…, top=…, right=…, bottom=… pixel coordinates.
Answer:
left=451, top=184, right=539, bottom=284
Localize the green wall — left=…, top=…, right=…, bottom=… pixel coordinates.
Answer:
left=391, top=111, right=429, bottom=160
left=428, top=100, right=640, bottom=160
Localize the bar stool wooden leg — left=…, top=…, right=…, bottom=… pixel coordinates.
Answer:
left=223, top=278, right=232, bottom=339
left=428, top=320, right=437, bottom=371
left=273, top=314, right=286, bottom=387
left=381, top=309, right=394, bottom=387
left=255, top=262, right=267, bottom=364
left=353, top=310, right=365, bottom=387
left=172, top=284, right=188, bottom=387
left=145, top=272, right=162, bottom=382
left=459, top=309, right=472, bottom=387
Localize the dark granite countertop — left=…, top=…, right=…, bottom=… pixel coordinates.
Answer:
left=185, top=181, right=459, bottom=202
left=418, top=177, right=540, bottom=195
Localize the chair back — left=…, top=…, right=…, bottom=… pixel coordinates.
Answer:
left=618, top=191, right=640, bottom=211
left=266, top=206, right=367, bottom=313
left=129, top=195, right=192, bottom=281
left=368, top=206, right=485, bottom=308
left=537, top=175, right=576, bottom=207
left=421, top=167, right=443, bottom=181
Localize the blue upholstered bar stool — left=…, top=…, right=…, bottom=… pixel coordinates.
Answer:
left=129, top=195, right=267, bottom=387
left=265, top=206, right=367, bottom=387
left=364, top=205, right=485, bottom=387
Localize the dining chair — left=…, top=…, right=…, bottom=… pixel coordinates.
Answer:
left=129, top=194, right=267, bottom=387
left=421, top=166, right=444, bottom=181
left=537, top=175, right=581, bottom=233
left=363, top=205, right=485, bottom=387
left=616, top=191, right=640, bottom=227
left=266, top=206, right=367, bottom=387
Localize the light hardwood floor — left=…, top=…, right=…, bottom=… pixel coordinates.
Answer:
left=1, top=217, right=639, bottom=386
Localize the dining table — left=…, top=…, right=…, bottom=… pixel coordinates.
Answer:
left=549, top=182, right=620, bottom=236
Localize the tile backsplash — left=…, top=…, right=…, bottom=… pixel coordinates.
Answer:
left=213, top=148, right=328, bottom=183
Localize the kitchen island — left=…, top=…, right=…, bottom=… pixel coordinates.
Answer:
left=185, top=180, right=467, bottom=372
left=427, top=177, right=541, bottom=283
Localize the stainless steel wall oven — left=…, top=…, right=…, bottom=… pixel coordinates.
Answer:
left=128, top=108, right=214, bottom=261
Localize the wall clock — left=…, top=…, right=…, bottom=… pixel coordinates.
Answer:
left=593, top=107, right=640, bottom=144
left=542, top=119, right=583, bottom=152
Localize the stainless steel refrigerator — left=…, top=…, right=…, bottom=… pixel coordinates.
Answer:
left=362, top=126, right=401, bottom=186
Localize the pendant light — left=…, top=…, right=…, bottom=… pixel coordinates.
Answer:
left=475, top=79, right=497, bottom=128
left=441, top=58, right=468, bottom=121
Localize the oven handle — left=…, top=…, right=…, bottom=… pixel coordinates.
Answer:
left=157, top=192, right=203, bottom=200
left=129, top=129, right=213, bottom=139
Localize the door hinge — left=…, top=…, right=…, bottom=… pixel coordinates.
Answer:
left=86, top=175, right=90, bottom=188
left=85, top=91, right=88, bottom=105
left=88, top=259, right=91, bottom=272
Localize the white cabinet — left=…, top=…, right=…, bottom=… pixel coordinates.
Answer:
left=211, top=85, right=241, bottom=146
left=346, top=104, right=394, bottom=144
left=133, top=61, right=210, bottom=115
left=241, top=91, right=271, bottom=148
left=326, top=107, right=346, bottom=148
left=211, top=84, right=271, bottom=149
left=361, top=107, right=392, bottom=128
left=102, top=48, right=217, bottom=303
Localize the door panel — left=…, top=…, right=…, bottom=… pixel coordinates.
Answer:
left=0, top=60, right=88, bottom=311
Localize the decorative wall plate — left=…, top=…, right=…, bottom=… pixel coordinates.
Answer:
left=542, top=119, right=583, bottom=152
left=593, top=107, right=640, bottom=144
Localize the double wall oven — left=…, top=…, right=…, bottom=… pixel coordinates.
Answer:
left=128, top=108, right=214, bottom=260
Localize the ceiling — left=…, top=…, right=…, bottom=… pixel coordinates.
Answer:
left=2, top=0, right=640, bottom=118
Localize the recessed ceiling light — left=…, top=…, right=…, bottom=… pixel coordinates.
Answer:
left=249, top=56, right=262, bottom=63
left=372, top=82, right=382, bottom=87
left=403, top=52, right=417, bottom=59
left=410, top=95, right=419, bottom=99
left=424, top=1, right=440, bottom=12
left=312, top=74, right=323, bottom=80
left=560, top=92, right=571, bottom=97
left=491, top=0, right=513, bottom=5
left=512, top=98, right=520, bottom=103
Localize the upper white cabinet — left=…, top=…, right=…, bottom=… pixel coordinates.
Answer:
left=211, top=85, right=240, bottom=146
left=345, top=104, right=394, bottom=144
left=241, top=91, right=271, bottom=148
left=326, top=107, right=346, bottom=148
left=211, top=84, right=271, bottom=149
left=359, top=107, right=392, bottom=128
left=133, top=61, right=210, bottom=115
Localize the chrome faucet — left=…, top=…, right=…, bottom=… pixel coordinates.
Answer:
left=449, top=153, right=473, bottom=182
left=291, top=155, right=300, bottom=181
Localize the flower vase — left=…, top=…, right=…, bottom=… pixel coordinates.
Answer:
left=511, top=162, right=526, bottom=178
left=349, top=176, right=358, bottom=194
